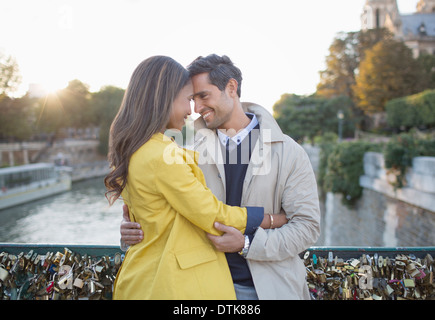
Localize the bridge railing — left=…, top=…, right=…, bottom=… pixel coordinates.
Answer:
left=0, top=243, right=434, bottom=300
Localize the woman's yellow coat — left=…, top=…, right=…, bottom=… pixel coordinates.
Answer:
left=113, top=133, right=248, bottom=300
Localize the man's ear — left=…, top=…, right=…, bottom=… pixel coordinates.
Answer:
left=225, top=78, right=239, bottom=98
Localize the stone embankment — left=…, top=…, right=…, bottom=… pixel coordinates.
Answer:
left=302, top=145, right=435, bottom=247
left=1, top=139, right=110, bottom=182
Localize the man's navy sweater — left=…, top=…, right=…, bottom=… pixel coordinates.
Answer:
left=220, top=117, right=261, bottom=287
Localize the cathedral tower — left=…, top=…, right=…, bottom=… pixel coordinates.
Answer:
left=361, top=0, right=435, bottom=58
left=361, top=0, right=400, bottom=30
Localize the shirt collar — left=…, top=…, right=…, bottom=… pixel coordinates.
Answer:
left=217, top=113, right=258, bottom=147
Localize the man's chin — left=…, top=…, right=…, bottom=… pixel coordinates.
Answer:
left=203, top=118, right=217, bottom=129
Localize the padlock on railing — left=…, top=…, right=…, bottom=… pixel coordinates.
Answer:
left=303, top=251, right=434, bottom=300
left=0, top=247, right=124, bottom=300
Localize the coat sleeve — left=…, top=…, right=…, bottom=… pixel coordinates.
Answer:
left=154, top=145, right=263, bottom=236
left=246, top=141, right=321, bottom=261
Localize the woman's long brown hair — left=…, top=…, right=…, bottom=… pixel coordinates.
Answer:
left=104, top=56, right=190, bottom=205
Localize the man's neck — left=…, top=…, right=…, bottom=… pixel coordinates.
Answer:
left=218, top=104, right=251, bottom=137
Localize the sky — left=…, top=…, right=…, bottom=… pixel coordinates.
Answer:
left=1, top=0, right=420, bottom=114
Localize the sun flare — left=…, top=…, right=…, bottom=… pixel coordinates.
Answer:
left=41, top=79, right=66, bottom=94
left=30, top=79, right=67, bottom=97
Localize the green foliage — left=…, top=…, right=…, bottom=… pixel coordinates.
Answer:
left=315, top=132, right=338, bottom=195
left=273, top=94, right=355, bottom=143
left=383, top=131, right=435, bottom=188
left=317, top=28, right=392, bottom=100
left=0, top=52, right=21, bottom=96
left=34, top=79, right=93, bottom=136
left=316, top=28, right=393, bottom=131
left=59, top=80, right=93, bottom=128
left=33, top=81, right=125, bottom=153
left=417, top=53, right=435, bottom=88
left=418, top=137, right=435, bottom=157
left=318, top=29, right=434, bottom=132
left=274, top=95, right=321, bottom=143
left=0, top=78, right=125, bottom=156
left=353, top=39, right=426, bottom=115
left=91, top=86, right=125, bottom=155
left=322, top=141, right=379, bottom=206
left=386, top=89, right=435, bottom=131
left=0, top=95, right=36, bottom=141
left=317, top=131, right=435, bottom=205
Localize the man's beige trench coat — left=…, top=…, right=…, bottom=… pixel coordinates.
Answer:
left=193, top=102, right=321, bottom=300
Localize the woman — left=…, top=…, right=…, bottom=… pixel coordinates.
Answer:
left=105, top=56, right=284, bottom=299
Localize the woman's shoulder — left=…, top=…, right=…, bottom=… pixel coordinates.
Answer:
left=129, top=134, right=191, bottom=186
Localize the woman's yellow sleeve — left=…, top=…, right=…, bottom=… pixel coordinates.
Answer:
left=154, top=146, right=260, bottom=236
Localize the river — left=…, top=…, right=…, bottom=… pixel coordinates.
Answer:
left=0, top=177, right=123, bottom=245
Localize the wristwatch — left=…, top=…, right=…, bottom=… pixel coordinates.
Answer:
left=239, top=235, right=250, bottom=258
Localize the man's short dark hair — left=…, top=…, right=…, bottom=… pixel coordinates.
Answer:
left=187, top=54, right=243, bottom=97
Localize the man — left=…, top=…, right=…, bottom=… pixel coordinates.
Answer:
left=120, top=54, right=320, bottom=300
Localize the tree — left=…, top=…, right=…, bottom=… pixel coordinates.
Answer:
left=57, top=79, right=92, bottom=128
left=317, top=32, right=359, bottom=99
left=0, top=53, right=21, bottom=96
left=417, top=53, right=435, bottom=89
left=353, top=39, right=426, bottom=115
left=0, top=95, right=36, bottom=141
left=323, top=141, right=379, bottom=206
left=386, top=89, right=435, bottom=131
left=317, top=28, right=392, bottom=100
left=90, top=85, right=125, bottom=155
left=35, top=92, right=66, bottom=137
left=274, top=94, right=321, bottom=143
left=273, top=94, right=355, bottom=144
left=316, top=28, right=393, bottom=131
left=34, top=80, right=92, bottom=138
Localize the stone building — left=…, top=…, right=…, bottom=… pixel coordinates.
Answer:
left=361, top=0, right=435, bottom=57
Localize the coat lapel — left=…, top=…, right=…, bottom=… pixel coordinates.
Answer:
left=193, top=103, right=284, bottom=197
left=193, top=124, right=226, bottom=192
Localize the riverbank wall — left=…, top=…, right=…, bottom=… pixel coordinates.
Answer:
left=0, top=140, right=110, bottom=182
left=71, top=161, right=110, bottom=182
left=303, top=145, right=435, bottom=247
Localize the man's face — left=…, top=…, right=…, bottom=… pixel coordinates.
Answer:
left=191, top=73, right=233, bottom=129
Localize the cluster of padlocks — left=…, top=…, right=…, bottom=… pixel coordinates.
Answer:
left=0, top=248, right=123, bottom=300
left=303, top=251, right=434, bottom=300
left=1, top=247, right=434, bottom=300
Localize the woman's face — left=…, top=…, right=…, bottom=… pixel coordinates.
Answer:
left=167, top=80, right=193, bottom=131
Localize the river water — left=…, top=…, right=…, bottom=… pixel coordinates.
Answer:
left=0, top=177, right=124, bottom=245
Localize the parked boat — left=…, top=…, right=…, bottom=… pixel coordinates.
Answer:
left=0, top=163, right=72, bottom=210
